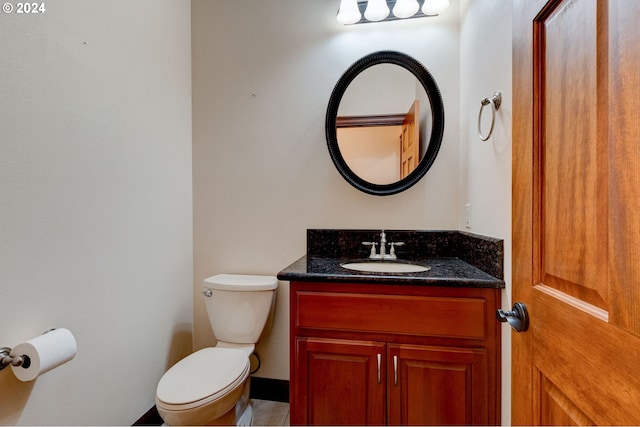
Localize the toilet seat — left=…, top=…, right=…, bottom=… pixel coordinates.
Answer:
left=156, top=347, right=250, bottom=411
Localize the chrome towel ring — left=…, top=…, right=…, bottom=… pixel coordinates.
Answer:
left=478, top=91, right=502, bottom=141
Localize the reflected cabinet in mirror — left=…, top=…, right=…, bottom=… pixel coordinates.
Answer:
left=326, top=51, right=444, bottom=196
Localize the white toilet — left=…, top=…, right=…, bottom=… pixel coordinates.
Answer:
left=155, top=274, right=278, bottom=426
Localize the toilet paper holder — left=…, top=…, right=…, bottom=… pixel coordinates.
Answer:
left=0, top=347, right=28, bottom=370
left=0, top=329, right=55, bottom=371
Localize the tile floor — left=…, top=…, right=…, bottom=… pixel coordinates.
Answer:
left=252, top=399, right=290, bottom=426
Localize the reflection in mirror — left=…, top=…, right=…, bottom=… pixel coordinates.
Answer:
left=326, top=51, right=444, bottom=196
left=336, top=64, right=433, bottom=185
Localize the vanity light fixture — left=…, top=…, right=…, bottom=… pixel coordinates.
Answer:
left=364, top=0, right=390, bottom=21
left=392, top=0, right=420, bottom=19
left=337, top=0, right=449, bottom=25
left=336, top=0, right=362, bottom=25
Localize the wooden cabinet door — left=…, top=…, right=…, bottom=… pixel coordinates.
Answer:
left=293, top=337, right=386, bottom=426
left=513, top=0, right=640, bottom=424
left=387, top=344, right=488, bottom=426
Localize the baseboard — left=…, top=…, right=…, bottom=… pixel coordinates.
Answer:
left=132, top=405, right=162, bottom=426
left=132, top=377, right=289, bottom=426
left=249, top=377, right=290, bottom=403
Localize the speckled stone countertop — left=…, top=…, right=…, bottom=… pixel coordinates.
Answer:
left=277, top=229, right=505, bottom=289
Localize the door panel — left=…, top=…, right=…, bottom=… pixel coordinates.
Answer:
left=539, top=0, right=607, bottom=309
left=531, top=286, right=640, bottom=424
left=387, top=344, right=488, bottom=426
left=513, top=0, right=640, bottom=425
left=607, top=0, right=640, bottom=335
left=294, top=337, right=385, bottom=426
left=539, top=375, right=593, bottom=426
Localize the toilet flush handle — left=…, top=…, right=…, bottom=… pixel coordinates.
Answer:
left=202, top=289, right=212, bottom=297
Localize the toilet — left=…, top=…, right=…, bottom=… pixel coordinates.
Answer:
left=155, top=274, right=278, bottom=426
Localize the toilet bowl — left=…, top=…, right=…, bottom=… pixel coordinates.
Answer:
left=156, top=347, right=251, bottom=425
left=155, top=274, right=277, bottom=426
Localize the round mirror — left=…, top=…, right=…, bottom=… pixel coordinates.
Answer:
left=326, top=51, right=444, bottom=196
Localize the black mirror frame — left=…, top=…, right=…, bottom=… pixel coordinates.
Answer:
left=326, top=51, right=445, bottom=196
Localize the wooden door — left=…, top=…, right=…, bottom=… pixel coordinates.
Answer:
left=387, top=344, right=488, bottom=426
left=400, top=100, right=420, bottom=178
left=512, top=0, right=640, bottom=424
left=293, top=337, right=385, bottom=425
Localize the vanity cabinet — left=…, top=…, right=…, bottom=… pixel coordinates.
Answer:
left=290, top=281, right=501, bottom=426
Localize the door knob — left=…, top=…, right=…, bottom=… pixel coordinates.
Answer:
left=496, top=302, right=529, bottom=332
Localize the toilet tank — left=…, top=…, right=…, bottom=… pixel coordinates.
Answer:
left=203, top=274, right=277, bottom=344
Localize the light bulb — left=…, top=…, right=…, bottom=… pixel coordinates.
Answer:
left=364, top=0, right=390, bottom=22
left=421, top=0, right=450, bottom=16
left=392, top=0, right=419, bottom=19
left=336, top=0, right=361, bottom=25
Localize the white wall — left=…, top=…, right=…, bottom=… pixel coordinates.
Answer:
left=0, top=1, right=193, bottom=425
left=192, top=0, right=461, bottom=381
left=459, top=0, right=513, bottom=423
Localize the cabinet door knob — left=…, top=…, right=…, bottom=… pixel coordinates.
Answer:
left=376, top=353, right=382, bottom=384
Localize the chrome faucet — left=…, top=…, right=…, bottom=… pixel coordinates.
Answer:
left=379, top=230, right=387, bottom=257
left=362, top=230, right=404, bottom=260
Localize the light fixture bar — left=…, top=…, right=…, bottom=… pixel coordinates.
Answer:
left=339, top=0, right=448, bottom=25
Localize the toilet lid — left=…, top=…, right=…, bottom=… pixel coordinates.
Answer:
left=156, top=347, right=249, bottom=406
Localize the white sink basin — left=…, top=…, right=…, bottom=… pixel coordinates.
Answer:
left=341, top=261, right=431, bottom=273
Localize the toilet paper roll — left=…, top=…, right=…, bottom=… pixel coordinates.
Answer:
left=10, top=328, right=77, bottom=382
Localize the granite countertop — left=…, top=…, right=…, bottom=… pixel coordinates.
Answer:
left=277, top=229, right=506, bottom=289
left=277, top=255, right=505, bottom=288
